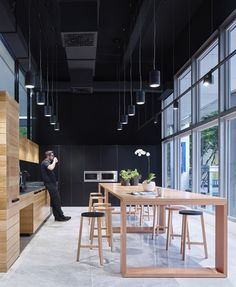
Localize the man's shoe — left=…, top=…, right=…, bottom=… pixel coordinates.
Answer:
left=55, top=216, right=71, bottom=222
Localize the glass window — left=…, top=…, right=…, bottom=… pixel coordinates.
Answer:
left=163, top=94, right=174, bottom=137
left=228, top=118, right=236, bottom=218
left=19, top=70, right=27, bottom=137
left=197, top=41, right=219, bottom=121
left=200, top=125, right=219, bottom=197
left=163, top=93, right=173, bottom=108
left=178, top=69, right=192, bottom=130
left=227, top=20, right=236, bottom=108
left=164, top=141, right=174, bottom=188
left=180, top=134, right=192, bottom=191
left=0, top=38, right=15, bottom=97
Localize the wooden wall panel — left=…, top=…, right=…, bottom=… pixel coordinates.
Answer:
left=0, top=91, right=20, bottom=272
left=19, top=136, right=39, bottom=163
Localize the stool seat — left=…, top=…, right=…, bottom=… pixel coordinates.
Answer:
left=179, top=210, right=203, bottom=216
left=81, top=212, right=105, bottom=218
left=90, top=193, right=103, bottom=196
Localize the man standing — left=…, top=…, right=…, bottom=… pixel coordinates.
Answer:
left=41, top=151, right=71, bottom=221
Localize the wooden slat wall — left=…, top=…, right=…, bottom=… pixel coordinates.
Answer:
left=0, top=91, right=20, bottom=272
left=19, top=136, right=39, bottom=163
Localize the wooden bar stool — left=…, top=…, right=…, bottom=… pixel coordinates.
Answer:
left=92, top=203, right=114, bottom=250
left=77, top=211, right=104, bottom=266
left=152, top=205, right=160, bottom=239
left=88, top=194, right=105, bottom=224
left=166, top=206, right=190, bottom=250
left=179, top=209, right=208, bottom=260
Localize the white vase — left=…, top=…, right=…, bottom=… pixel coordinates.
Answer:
left=142, top=181, right=156, bottom=192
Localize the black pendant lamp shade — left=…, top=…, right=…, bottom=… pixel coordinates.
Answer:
left=149, top=70, right=161, bottom=88
left=54, top=122, right=60, bottom=131
left=173, top=100, right=179, bottom=110
left=203, top=72, right=213, bottom=86
left=120, top=114, right=128, bottom=125
left=44, top=105, right=52, bottom=117
left=50, top=115, right=57, bottom=125
left=36, top=91, right=45, bottom=105
left=117, top=121, right=123, bottom=131
left=154, top=113, right=158, bottom=124
left=128, top=105, right=135, bottom=116
left=25, top=71, right=36, bottom=89
left=136, top=90, right=145, bottom=105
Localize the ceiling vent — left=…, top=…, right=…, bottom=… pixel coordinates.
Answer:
left=61, top=32, right=97, bottom=48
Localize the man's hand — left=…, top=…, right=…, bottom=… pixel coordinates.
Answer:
left=53, top=157, right=58, bottom=163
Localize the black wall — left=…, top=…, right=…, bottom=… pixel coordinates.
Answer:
left=39, top=144, right=161, bottom=206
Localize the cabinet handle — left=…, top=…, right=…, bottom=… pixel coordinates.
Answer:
left=12, top=198, right=20, bottom=203
left=34, top=189, right=43, bottom=195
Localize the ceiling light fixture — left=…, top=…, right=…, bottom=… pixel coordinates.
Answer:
left=154, top=113, right=158, bottom=124
left=25, top=1, right=35, bottom=89
left=149, top=0, right=161, bottom=88
left=136, top=18, right=145, bottom=105
left=173, top=100, right=179, bottom=110
left=54, top=121, right=60, bottom=131
left=203, top=71, right=214, bottom=86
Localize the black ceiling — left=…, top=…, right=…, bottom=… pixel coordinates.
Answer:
left=2, top=0, right=236, bottom=145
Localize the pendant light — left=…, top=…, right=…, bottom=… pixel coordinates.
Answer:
left=136, top=19, right=145, bottom=105
left=128, top=52, right=135, bottom=116
left=36, top=28, right=45, bottom=105
left=203, top=71, right=214, bottom=86
left=25, top=1, right=35, bottom=89
left=173, top=99, right=179, bottom=110
left=154, top=113, right=158, bottom=124
left=121, top=54, right=128, bottom=125
left=54, top=94, right=60, bottom=131
left=44, top=57, right=52, bottom=117
left=50, top=67, right=56, bottom=125
left=149, top=0, right=160, bottom=88
left=117, top=64, right=123, bottom=131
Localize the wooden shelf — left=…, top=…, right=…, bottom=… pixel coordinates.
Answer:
left=19, top=136, right=39, bottom=163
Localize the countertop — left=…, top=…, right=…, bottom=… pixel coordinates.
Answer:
left=20, top=181, right=46, bottom=195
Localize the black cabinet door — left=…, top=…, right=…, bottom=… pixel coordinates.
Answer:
left=71, top=182, right=84, bottom=206
left=71, top=145, right=85, bottom=182
left=58, top=145, right=72, bottom=206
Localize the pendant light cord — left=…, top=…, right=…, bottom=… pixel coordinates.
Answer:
left=188, top=0, right=191, bottom=60
left=46, top=54, right=49, bottom=105
left=39, top=29, right=42, bottom=91
left=153, top=0, right=156, bottom=70
left=172, top=0, right=175, bottom=77
left=139, top=16, right=142, bottom=91
left=117, top=64, right=121, bottom=120
left=123, top=44, right=126, bottom=113
left=28, top=0, right=31, bottom=71
left=51, top=67, right=54, bottom=113
left=130, top=50, right=133, bottom=105
left=55, top=45, right=59, bottom=120
left=211, top=0, right=213, bottom=34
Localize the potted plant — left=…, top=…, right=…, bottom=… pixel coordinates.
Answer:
left=130, top=169, right=141, bottom=186
left=119, top=169, right=131, bottom=186
left=142, top=173, right=156, bottom=192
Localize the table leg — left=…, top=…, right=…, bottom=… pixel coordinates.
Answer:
left=120, top=201, right=127, bottom=275
left=215, top=204, right=227, bottom=276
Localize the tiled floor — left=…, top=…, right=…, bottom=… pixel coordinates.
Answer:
left=0, top=207, right=235, bottom=287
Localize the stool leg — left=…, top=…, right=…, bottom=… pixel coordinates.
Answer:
left=180, top=215, right=184, bottom=254
left=152, top=205, right=156, bottom=239
left=108, top=210, right=113, bottom=250
left=139, top=205, right=143, bottom=226
left=200, top=214, right=208, bottom=259
left=147, top=205, right=150, bottom=221
left=186, top=220, right=191, bottom=250
left=90, top=217, right=95, bottom=249
left=88, top=197, right=92, bottom=225
left=77, top=216, right=83, bottom=261
left=182, top=215, right=187, bottom=260
left=156, top=206, right=160, bottom=236
left=166, top=209, right=172, bottom=250
left=105, top=211, right=109, bottom=246
left=97, top=217, right=104, bottom=266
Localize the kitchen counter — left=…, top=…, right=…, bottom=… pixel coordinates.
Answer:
left=20, top=182, right=45, bottom=195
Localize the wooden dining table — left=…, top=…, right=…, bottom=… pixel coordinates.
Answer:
left=98, top=183, right=227, bottom=278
